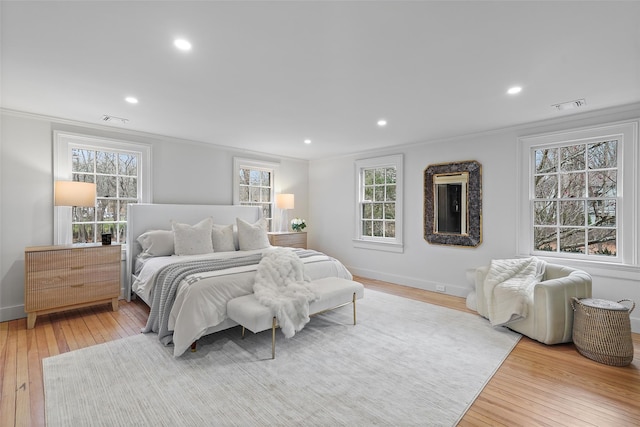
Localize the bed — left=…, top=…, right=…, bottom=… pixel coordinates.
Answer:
left=126, top=203, right=352, bottom=356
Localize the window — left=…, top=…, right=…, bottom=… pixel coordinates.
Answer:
left=70, top=148, right=139, bottom=243
left=362, top=167, right=397, bottom=238
left=354, top=154, right=403, bottom=253
left=233, top=158, right=277, bottom=230
left=533, top=140, right=618, bottom=256
left=519, top=120, right=638, bottom=266
left=54, top=132, right=151, bottom=246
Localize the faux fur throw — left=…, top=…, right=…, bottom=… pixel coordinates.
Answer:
left=483, top=257, right=546, bottom=327
left=253, top=248, right=317, bottom=338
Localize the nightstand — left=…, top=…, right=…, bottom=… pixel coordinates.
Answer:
left=268, top=232, right=307, bottom=249
left=24, top=243, right=121, bottom=329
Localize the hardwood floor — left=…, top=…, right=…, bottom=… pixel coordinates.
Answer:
left=361, top=277, right=640, bottom=427
left=1, top=277, right=638, bottom=426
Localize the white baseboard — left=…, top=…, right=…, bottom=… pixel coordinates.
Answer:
left=347, top=265, right=640, bottom=334
left=0, top=304, right=26, bottom=323
left=347, top=266, right=473, bottom=298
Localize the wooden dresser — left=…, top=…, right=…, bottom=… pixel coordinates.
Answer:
left=267, top=232, right=307, bottom=249
left=24, top=243, right=121, bottom=329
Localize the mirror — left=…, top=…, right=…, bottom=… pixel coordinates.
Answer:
left=424, top=161, right=482, bottom=247
left=434, top=172, right=468, bottom=234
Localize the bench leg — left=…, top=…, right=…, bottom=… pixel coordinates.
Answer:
left=353, top=292, right=357, bottom=325
left=241, top=326, right=246, bottom=339
left=272, top=317, right=277, bottom=359
left=190, top=341, right=197, bottom=352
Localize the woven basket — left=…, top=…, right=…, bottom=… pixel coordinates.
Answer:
left=571, top=298, right=635, bottom=367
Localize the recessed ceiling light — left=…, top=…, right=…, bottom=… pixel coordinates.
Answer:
left=304, top=139, right=312, bottom=144
left=377, top=119, right=387, bottom=127
left=507, top=86, right=522, bottom=95
left=125, top=96, right=138, bottom=104
left=174, top=39, right=192, bottom=51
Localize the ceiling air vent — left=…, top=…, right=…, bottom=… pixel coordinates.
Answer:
left=552, top=99, right=586, bottom=111
left=101, top=115, right=129, bottom=124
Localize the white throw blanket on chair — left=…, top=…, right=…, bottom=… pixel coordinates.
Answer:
left=483, top=257, right=546, bottom=327
left=253, top=248, right=318, bottom=338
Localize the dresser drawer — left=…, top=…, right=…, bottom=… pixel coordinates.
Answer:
left=26, top=245, right=120, bottom=271
left=268, top=232, right=307, bottom=249
left=26, top=280, right=119, bottom=312
left=73, top=246, right=120, bottom=266
left=26, top=263, right=119, bottom=291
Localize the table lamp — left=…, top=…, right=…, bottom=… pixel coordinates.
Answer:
left=54, top=181, right=97, bottom=244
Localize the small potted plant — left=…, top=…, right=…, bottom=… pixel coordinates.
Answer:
left=291, top=218, right=307, bottom=232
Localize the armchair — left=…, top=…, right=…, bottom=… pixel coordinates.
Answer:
left=469, top=263, right=592, bottom=344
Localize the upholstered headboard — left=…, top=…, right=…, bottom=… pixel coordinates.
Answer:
left=125, top=203, right=262, bottom=301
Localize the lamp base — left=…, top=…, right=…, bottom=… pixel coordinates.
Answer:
left=280, top=209, right=289, bottom=233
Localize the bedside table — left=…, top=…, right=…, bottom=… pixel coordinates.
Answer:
left=268, top=232, right=307, bottom=249
left=24, top=243, right=121, bottom=329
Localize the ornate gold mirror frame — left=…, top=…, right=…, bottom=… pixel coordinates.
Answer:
left=424, top=160, right=482, bottom=247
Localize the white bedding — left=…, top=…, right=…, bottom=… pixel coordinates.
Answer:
left=132, top=250, right=266, bottom=302
left=134, top=247, right=352, bottom=356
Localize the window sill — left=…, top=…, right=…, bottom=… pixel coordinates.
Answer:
left=521, top=252, right=639, bottom=281
left=353, top=239, right=404, bottom=253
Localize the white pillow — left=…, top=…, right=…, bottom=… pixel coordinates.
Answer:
left=236, top=217, right=271, bottom=251
left=211, top=224, right=236, bottom=252
left=172, top=217, right=214, bottom=256
left=136, top=230, right=174, bottom=257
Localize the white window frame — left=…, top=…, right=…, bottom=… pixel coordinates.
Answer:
left=232, top=157, right=279, bottom=230
left=353, top=154, right=404, bottom=253
left=517, top=120, right=638, bottom=268
left=53, top=131, right=152, bottom=248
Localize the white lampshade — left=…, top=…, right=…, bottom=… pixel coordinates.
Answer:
left=54, top=181, right=97, bottom=207
left=275, top=193, right=295, bottom=210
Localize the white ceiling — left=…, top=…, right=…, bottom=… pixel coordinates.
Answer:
left=2, top=1, right=639, bottom=160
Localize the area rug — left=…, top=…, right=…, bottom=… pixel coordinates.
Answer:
left=43, top=289, right=520, bottom=426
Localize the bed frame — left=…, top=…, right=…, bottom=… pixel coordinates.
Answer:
left=125, top=203, right=261, bottom=302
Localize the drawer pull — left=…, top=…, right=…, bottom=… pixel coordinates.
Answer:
left=70, top=284, right=85, bottom=288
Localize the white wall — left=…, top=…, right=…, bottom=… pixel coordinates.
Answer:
left=2, top=105, right=638, bottom=333
left=0, top=111, right=308, bottom=322
left=1, top=114, right=54, bottom=321
left=309, top=103, right=640, bottom=332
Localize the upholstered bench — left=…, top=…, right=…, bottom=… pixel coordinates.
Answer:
left=227, top=277, right=365, bottom=359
